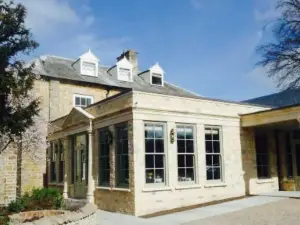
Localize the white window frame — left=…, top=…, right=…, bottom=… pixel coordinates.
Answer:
left=144, top=121, right=168, bottom=188
left=204, top=125, right=224, bottom=183
left=150, top=73, right=163, bottom=86
left=80, top=60, right=98, bottom=77
left=118, top=67, right=132, bottom=82
left=176, top=124, right=197, bottom=185
left=73, top=94, right=94, bottom=108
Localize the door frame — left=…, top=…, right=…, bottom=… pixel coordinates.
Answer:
left=72, top=133, right=88, bottom=199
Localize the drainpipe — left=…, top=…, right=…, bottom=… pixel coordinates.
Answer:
left=86, top=119, right=95, bottom=203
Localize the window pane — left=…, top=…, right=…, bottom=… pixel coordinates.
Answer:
left=145, top=125, right=154, bottom=138
left=87, top=98, right=91, bottom=106
left=185, top=127, right=193, bottom=139
left=213, top=141, right=220, bottom=153
left=146, top=169, right=154, bottom=183
left=214, top=167, right=221, bottom=180
left=81, top=97, right=86, bottom=106
left=122, top=140, right=129, bottom=154
left=213, top=155, right=220, bottom=167
left=206, top=155, right=213, bottom=166
left=155, top=169, right=164, bottom=183
left=152, top=75, right=162, bottom=85
left=145, top=139, right=154, bottom=153
left=155, top=139, right=164, bottom=153
left=154, top=125, right=164, bottom=138
left=207, top=167, right=213, bottom=180
left=155, top=155, right=164, bottom=168
left=75, top=97, right=80, bottom=106
left=115, top=124, right=129, bottom=187
left=186, top=168, right=194, bottom=181
left=186, top=155, right=194, bottom=167
left=205, top=128, right=212, bottom=140
left=186, top=140, right=194, bottom=153
left=178, top=169, right=186, bottom=181
left=205, top=141, right=213, bottom=153
left=177, top=127, right=185, bottom=139
left=212, top=128, right=219, bottom=141
left=178, top=155, right=185, bottom=168
left=177, top=140, right=185, bottom=153
left=146, top=155, right=154, bottom=168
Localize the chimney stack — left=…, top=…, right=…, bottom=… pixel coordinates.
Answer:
left=117, top=49, right=138, bottom=74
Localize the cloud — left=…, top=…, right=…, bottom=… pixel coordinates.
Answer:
left=247, top=66, right=276, bottom=90
left=15, top=0, right=130, bottom=64
left=17, top=0, right=79, bottom=35
left=254, top=0, right=279, bottom=22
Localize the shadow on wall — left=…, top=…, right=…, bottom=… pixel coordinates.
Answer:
left=240, top=127, right=281, bottom=195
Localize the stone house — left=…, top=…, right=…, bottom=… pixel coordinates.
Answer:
left=2, top=48, right=300, bottom=216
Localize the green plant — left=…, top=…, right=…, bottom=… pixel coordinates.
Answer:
left=7, top=199, right=26, bottom=213
left=30, top=188, right=63, bottom=210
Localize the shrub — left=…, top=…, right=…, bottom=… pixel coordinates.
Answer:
left=29, top=188, right=63, bottom=210
left=6, top=188, right=63, bottom=213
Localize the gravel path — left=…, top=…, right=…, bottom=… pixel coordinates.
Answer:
left=183, top=198, right=300, bottom=225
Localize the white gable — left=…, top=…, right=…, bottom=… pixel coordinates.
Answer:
left=116, top=57, right=133, bottom=69
left=116, top=57, right=133, bottom=82
left=77, top=49, right=99, bottom=77
left=80, top=49, right=99, bottom=62
left=150, top=62, right=164, bottom=74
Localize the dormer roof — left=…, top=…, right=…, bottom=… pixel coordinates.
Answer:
left=79, top=49, right=99, bottom=62
left=150, top=62, right=164, bottom=74
left=116, top=57, right=133, bottom=68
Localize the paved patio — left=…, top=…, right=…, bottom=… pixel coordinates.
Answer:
left=97, top=194, right=295, bottom=225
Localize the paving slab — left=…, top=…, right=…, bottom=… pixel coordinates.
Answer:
left=255, top=191, right=300, bottom=198
left=96, top=196, right=285, bottom=225
left=184, top=198, right=300, bottom=225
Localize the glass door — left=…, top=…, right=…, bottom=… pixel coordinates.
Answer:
left=74, top=134, right=88, bottom=198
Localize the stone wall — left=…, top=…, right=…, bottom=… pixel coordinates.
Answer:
left=94, top=120, right=135, bottom=214
left=241, top=128, right=279, bottom=195
left=9, top=203, right=97, bottom=225
left=0, top=141, right=46, bottom=206
left=0, top=144, right=18, bottom=205
left=131, top=91, right=271, bottom=216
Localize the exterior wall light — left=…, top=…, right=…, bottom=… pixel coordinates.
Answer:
left=170, top=128, right=175, bottom=144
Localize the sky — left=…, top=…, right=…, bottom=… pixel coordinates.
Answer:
left=17, top=0, right=280, bottom=101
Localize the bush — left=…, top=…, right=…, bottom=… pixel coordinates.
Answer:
left=6, top=188, right=63, bottom=213
left=29, top=188, right=63, bottom=210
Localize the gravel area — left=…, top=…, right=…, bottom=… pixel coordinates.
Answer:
left=183, top=198, right=300, bottom=225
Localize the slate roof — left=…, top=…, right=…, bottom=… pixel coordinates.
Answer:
left=243, top=89, right=300, bottom=108
left=32, top=55, right=265, bottom=107
left=32, top=55, right=202, bottom=99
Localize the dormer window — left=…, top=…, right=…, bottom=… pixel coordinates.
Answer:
left=151, top=73, right=162, bottom=85
left=82, top=61, right=96, bottom=76
left=116, top=57, right=133, bottom=82
left=73, top=49, right=99, bottom=77
left=118, top=67, right=131, bottom=82
left=150, top=63, right=164, bottom=86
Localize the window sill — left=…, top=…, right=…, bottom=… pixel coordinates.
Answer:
left=175, top=184, right=202, bottom=190
left=142, top=187, right=172, bottom=192
left=112, top=188, right=131, bottom=192
left=96, top=187, right=131, bottom=192
left=256, top=179, right=274, bottom=184
left=96, top=187, right=111, bottom=191
left=204, top=183, right=227, bottom=188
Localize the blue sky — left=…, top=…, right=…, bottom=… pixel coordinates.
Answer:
left=19, top=0, right=279, bottom=101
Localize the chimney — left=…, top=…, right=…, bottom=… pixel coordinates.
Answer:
left=117, top=49, right=138, bottom=74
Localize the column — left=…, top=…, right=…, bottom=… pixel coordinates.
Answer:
left=63, top=138, right=69, bottom=199
left=87, top=121, right=95, bottom=203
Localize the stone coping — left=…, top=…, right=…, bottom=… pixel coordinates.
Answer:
left=9, top=203, right=97, bottom=225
